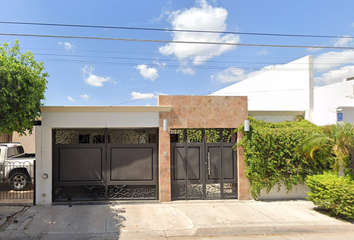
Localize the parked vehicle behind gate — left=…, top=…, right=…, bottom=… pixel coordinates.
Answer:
left=0, top=143, right=35, bottom=190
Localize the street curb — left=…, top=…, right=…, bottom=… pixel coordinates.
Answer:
left=0, top=231, right=41, bottom=240
left=129, top=224, right=354, bottom=238
left=1, top=224, right=353, bottom=240
left=190, top=224, right=354, bottom=237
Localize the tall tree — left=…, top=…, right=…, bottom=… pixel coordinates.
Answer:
left=0, top=40, right=48, bottom=135
left=298, top=123, right=354, bottom=175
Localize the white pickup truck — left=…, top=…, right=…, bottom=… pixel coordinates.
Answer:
left=0, top=143, right=35, bottom=190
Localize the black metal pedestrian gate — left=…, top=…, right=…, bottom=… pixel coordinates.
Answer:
left=171, top=129, right=237, bottom=200
left=52, top=129, right=158, bottom=202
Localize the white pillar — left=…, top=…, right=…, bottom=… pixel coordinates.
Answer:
left=34, top=125, right=43, bottom=205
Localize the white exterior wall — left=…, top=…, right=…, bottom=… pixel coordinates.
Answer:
left=211, top=55, right=354, bottom=126
left=251, top=111, right=304, bottom=123
left=341, top=107, right=354, bottom=124
left=36, top=111, right=160, bottom=205
left=312, top=80, right=354, bottom=126
left=35, top=125, right=43, bottom=204
left=253, top=115, right=297, bottom=123
left=258, top=184, right=309, bottom=200
left=211, top=56, right=313, bottom=120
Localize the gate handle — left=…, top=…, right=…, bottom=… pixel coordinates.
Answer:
left=208, top=152, right=211, bottom=175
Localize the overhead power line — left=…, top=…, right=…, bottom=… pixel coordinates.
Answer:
left=0, top=21, right=353, bottom=39
left=38, top=57, right=334, bottom=72
left=31, top=53, right=299, bottom=65
left=25, top=47, right=354, bottom=60
left=34, top=53, right=354, bottom=66
left=2, top=32, right=354, bottom=50
left=26, top=47, right=308, bottom=60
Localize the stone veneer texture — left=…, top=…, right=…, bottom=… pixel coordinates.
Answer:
left=157, top=95, right=249, bottom=201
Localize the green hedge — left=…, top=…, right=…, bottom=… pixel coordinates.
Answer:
left=237, top=117, right=333, bottom=199
left=306, top=172, right=354, bottom=219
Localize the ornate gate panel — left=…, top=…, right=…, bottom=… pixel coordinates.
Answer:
left=171, top=129, right=237, bottom=200
left=52, top=128, right=158, bottom=202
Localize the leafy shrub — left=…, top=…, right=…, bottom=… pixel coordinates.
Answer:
left=306, top=172, right=354, bottom=219
left=237, top=117, right=333, bottom=199
left=298, top=123, right=354, bottom=175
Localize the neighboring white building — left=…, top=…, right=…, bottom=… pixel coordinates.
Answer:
left=312, top=77, right=354, bottom=126
left=212, top=55, right=354, bottom=126
left=211, top=56, right=314, bottom=123
left=211, top=56, right=354, bottom=200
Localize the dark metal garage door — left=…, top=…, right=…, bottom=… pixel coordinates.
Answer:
left=52, top=129, right=158, bottom=202
left=170, top=129, right=237, bottom=200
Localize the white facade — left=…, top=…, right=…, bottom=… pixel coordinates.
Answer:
left=35, top=106, right=171, bottom=205
left=258, top=184, right=309, bottom=200
left=212, top=56, right=314, bottom=122
left=212, top=55, right=354, bottom=126
left=312, top=79, right=354, bottom=126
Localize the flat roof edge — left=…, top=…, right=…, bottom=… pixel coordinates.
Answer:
left=249, top=110, right=305, bottom=113
left=41, top=106, right=173, bottom=113
left=249, top=110, right=305, bottom=116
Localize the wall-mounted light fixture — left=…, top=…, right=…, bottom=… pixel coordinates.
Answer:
left=163, top=119, right=168, bottom=131
left=244, top=120, right=250, bottom=132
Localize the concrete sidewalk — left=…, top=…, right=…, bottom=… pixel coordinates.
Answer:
left=0, top=200, right=353, bottom=239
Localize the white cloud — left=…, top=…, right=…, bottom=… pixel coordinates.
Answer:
left=81, top=66, right=111, bottom=87
left=315, top=65, right=354, bottom=85
left=313, top=49, right=354, bottom=85
left=131, top=92, right=155, bottom=100
left=131, top=91, right=167, bottom=100
left=80, top=94, right=90, bottom=100
left=306, top=36, right=354, bottom=52
left=58, top=42, right=75, bottom=51
left=257, top=49, right=269, bottom=56
left=154, top=92, right=168, bottom=96
left=333, top=36, right=354, bottom=47
left=177, top=64, right=195, bottom=75
left=211, top=67, right=247, bottom=83
left=148, top=1, right=171, bottom=23
left=148, top=10, right=170, bottom=23
left=306, top=47, right=323, bottom=52
left=135, top=64, right=159, bottom=81
left=66, top=96, right=75, bottom=102
left=153, top=61, right=167, bottom=68
left=159, top=0, right=240, bottom=68
left=314, top=50, right=354, bottom=72
left=211, top=65, right=275, bottom=84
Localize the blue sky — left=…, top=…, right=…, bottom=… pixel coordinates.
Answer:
left=1, top=0, right=354, bottom=106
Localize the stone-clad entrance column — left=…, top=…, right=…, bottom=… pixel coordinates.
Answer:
left=237, top=132, right=250, bottom=200
left=158, top=113, right=172, bottom=202
left=157, top=95, right=249, bottom=202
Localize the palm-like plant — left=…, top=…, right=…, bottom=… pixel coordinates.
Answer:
left=298, top=123, right=354, bottom=175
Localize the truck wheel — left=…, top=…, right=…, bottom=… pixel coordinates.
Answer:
left=10, top=172, right=29, bottom=191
